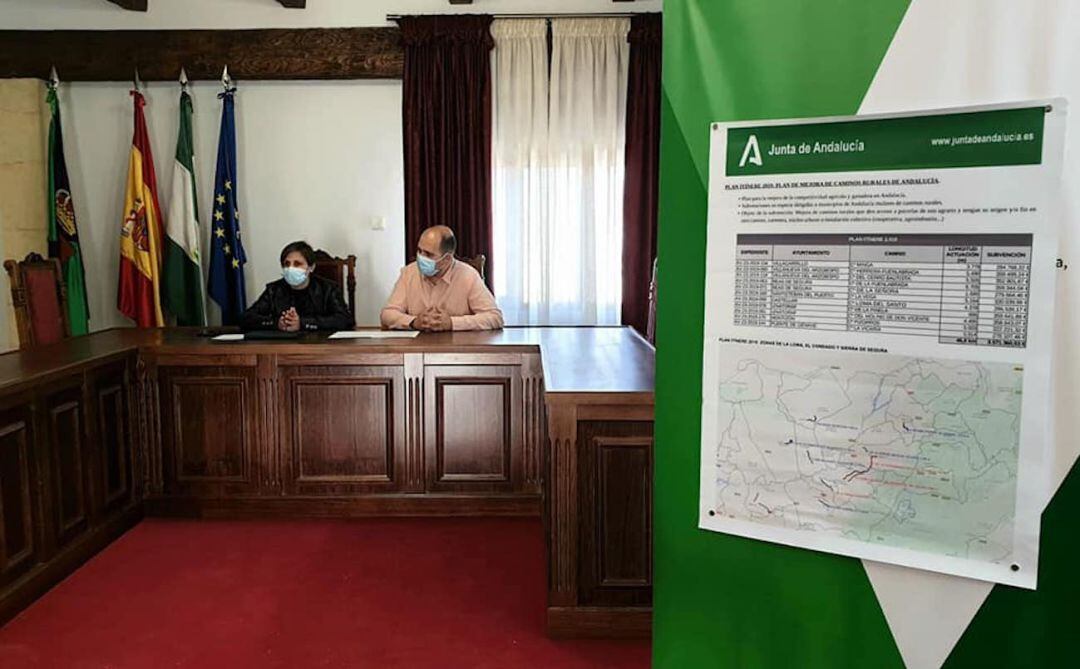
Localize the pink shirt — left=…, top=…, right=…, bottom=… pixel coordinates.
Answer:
left=380, top=260, right=504, bottom=331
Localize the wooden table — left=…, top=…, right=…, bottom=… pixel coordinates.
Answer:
left=0, top=326, right=654, bottom=637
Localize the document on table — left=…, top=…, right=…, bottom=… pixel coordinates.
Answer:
left=212, top=334, right=245, bottom=341
left=698, top=100, right=1067, bottom=588
left=329, top=330, right=421, bottom=339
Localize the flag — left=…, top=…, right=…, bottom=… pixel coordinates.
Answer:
left=117, top=90, right=165, bottom=327
left=207, top=86, right=247, bottom=324
left=46, top=86, right=90, bottom=336
left=162, top=87, right=206, bottom=326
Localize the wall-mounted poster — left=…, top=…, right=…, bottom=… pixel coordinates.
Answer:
left=698, top=101, right=1067, bottom=588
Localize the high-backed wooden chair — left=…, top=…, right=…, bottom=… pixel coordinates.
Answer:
left=311, top=249, right=357, bottom=317
left=459, top=254, right=486, bottom=281
left=4, top=252, right=70, bottom=350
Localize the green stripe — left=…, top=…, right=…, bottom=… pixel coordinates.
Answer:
left=175, top=91, right=199, bottom=224
left=64, top=246, right=89, bottom=337
left=163, top=238, right=206, bottom=326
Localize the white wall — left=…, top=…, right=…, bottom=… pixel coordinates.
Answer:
left=0, top=0, right=661, bottom=332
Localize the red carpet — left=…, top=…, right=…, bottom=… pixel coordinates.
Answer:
left=0, top=518, right=649, bottom=668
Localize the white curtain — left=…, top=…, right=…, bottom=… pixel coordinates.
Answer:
left=492, top=17, right=629, bottom=325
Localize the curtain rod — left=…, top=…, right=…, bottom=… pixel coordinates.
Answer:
left=386, top=13, right=638, bottom=21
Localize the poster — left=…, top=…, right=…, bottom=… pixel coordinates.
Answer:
left=698, top=101, right=1067, bottom=588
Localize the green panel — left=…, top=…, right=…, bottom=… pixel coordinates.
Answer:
left=654, top=1, right=910, bottom=667
left=663, top=0, right=913, bottom=184
left=725, top=106, right=1045, bottom=176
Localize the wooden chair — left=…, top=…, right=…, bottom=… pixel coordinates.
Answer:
left=311, top=249, right=357, bottom=317
left=646, top=257, right=657, bottom=346
left=459, top=254, right=486, bottom=281
left=4, top=252, right=70, bottom=350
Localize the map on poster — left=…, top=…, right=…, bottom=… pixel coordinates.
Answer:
left=712, top=347, right=1022, bottom=563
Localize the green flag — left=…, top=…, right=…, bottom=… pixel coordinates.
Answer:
left=162, top=88, right=207, bottom=326
left=46, top=86, right=90, bottom=336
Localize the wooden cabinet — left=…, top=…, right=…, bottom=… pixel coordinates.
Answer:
left=279, top=364, right=408, bottom=495
left=42, top=383, right=92, bottom=550
left=88, top=363, right=134, bottom=516
left=424, top=363, right=522, bottom=493
left=151, top=353, right=540, bottom=506
left=0, top=354, right=141, bottom=626
left=577, top=420, right=653, bottom=607
left=158, top=363, right=261, bottom=497
left=0, top=402, right=38, bottom=589
left=547, top=400, right=654, bottom=638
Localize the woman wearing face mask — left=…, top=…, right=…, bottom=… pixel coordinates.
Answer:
left=240, top=241, right=353, bottom=332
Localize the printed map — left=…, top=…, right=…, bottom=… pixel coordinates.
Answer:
left=711, top=348, right=1023, bottom=562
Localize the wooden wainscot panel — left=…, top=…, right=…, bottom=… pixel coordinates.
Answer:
left=42, top=382, right=92, bottom=550
left=424, top=364, right=523, bottom=493
left=87, top=361, right=135, bottom=516
left=279, top=364, right=407, bottom=495
left=158, top=366, right=260, bottom=497
left=0, top=402, right=38, bottom=588
left=577, top=421, right=653, bottom=608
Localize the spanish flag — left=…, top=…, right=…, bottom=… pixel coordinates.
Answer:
left=118, top=90, right=165, bottom=327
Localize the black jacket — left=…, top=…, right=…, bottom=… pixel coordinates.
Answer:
left=241, top=275, right=353, bottom=332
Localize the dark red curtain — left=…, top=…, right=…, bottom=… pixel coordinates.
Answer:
left=621, top=13, right=662, bottom=337
left=400, top=15, right=495, bottom=287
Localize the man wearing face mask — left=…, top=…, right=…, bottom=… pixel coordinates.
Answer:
left=241, top=241, right=353, bottom=332
left=380, top=225, right=504, bottom=331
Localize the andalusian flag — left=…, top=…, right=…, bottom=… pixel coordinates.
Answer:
left=162, top=87, right=206, bottom=325
left=117, top=90, right=165, bottom=327
left=46, top=86, right=90, bottom=335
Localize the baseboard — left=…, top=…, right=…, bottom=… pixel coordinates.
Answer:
left=0, top=504, right=143, bottom=628
left=145, top=494, right=543, bottom=518
left=546, top=606, right=652, bottom=639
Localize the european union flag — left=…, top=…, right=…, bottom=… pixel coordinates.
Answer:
left=207, top=86, right=247, bottom=325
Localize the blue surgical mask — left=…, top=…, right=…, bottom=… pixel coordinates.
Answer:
left=282, top=266, right=309, bottom=287
left=417, top=253, right=445, bottom=277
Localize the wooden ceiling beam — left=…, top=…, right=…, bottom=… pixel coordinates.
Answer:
left=0, top=28, right=404, bottom=81
left=105, top=0, right=148, bottom=10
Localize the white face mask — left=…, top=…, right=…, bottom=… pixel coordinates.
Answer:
left=417, top=252, right=447, bottom=277
left=282, top=266, right=309, bottom=287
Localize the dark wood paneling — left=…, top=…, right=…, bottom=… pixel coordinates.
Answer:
left=546, top=606, right=651, bottom=639
left=159, top=366, right=259, bottom=496
left=44, top=386, right=90, bottom=549
left=577, top=421, right=653, bottom=608
left=90, top=363, right=133, bottom=515
left=0, top=27, right=403, bottom=81
left=280, top=365, right=406, bottom=495
left=425, top=365, right=522, bottom=493
left=0, top=405, right=36, bottom=588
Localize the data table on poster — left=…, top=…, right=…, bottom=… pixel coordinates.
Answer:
left=733, top=233, right=1032, bottom=347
